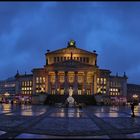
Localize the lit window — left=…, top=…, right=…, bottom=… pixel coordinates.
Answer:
left=97, top=78, right=100, bottom=84
left=60, top=76, right=64, bottom=83
left=36, top=77, right=39, bottom=83
left=51, top=75, right=55, bottom=83
left=31, top=81, right=32, bottom=86
left=43, top=77, right=45, bottom=83
left=78, top=76, right=83, bottom=83
left=27, top=81, right=30, bottom=86
left=22, top=82, right=24, bottom=86
left=104, top=78, right=106, bottom=84
left=97, top=87, right=101, bottom=93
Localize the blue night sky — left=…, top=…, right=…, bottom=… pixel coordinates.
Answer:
left=0, top=2, right=140, bottom=84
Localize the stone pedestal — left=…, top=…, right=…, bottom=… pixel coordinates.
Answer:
left=67, top=96, right=75, bottom=107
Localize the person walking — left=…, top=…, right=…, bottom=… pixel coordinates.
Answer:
left=130, top=102, right=135, bottom=117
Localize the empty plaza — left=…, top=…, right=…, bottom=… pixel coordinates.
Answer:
left=0, top=104, right=140, bottom=139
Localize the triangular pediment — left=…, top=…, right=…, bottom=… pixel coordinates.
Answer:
left=46, top=47, right=95, bottom=55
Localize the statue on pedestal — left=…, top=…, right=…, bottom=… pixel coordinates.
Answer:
left=69, top=87, right=73, bottom=97
left=66, top=87, right=75, bottom=107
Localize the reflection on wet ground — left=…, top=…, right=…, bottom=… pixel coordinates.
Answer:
left=94, top=112, right=130, bottom=118
left=0, top=130, right=6, bottom=135
left=0, top=104, right=48, bottom=116
left=50, top=108, right=87, bottom=118
left=127, top=133, right=140, bottom=138
left=15, top=133, right=110, bottom=139
left=0, top=104, right=140, bottom=138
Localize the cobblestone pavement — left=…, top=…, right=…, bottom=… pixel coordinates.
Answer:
left=0, top=103, right=140, bottom=139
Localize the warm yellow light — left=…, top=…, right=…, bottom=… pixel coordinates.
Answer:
left=4, top=92, right=10, bottom=96
left=133, top=94, right=138, bottom=98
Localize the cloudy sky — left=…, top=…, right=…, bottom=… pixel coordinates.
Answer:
left=0, top=2, right=140, bottom=84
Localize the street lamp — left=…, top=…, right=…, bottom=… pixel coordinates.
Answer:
left=133, top=94, right=138, bottom=98
left=132, top=94, right=139, bottom=105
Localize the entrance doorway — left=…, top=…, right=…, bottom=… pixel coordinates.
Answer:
left=78, top=89, right=82, bottom=95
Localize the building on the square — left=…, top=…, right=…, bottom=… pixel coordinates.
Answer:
left=12, top=40, right=127, bottom=104
left=0, top=77, right=16, bottom=102
left=0, top=77, right=16, bottom=96
left=127, top=84, right=140, bottom=104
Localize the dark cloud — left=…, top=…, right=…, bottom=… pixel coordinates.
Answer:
left=0, top=2, right=140, bottom=84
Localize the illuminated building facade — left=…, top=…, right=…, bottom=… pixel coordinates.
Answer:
left=127, top=84, right=140, bottom=103
left=14, top=40, right=127, bottom=100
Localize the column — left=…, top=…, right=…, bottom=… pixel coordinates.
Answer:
left=55, top=71, right=58, bottom=94
left=84, top=71, right=87, bottom=95
left=64, top=71, right=68, bottom=95
left=94, top=73, right=97, bottom=95
left=32, top=76, right=36, bottom=94
left=45, top=71, right=48, bottom=93
left=74, top=71, right=78, bottom=95
left=48, top=72, right=51, bottom=94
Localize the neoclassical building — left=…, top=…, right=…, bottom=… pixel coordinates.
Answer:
left=15, top=40, right=127, bottom=100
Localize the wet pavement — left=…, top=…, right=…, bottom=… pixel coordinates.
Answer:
left=0, top=103, right=140, bottom=138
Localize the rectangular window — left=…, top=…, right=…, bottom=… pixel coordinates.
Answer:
left=97, top=78, right=100, bottom=84
left=57, top=57, right=59, bottom=62
left=51, top=75, right=55, bottom=83
left=54, top=57, right=56, bottom=62
left=43, top=77, right=45, bottom=83
left=22, top=82, right=24, bottom=86
left=30, top=81, right=32, bottom=86
left=87, top=57, right=89, bottom=63
left=101, top=78, right=103, bottom=84
left=60, top=75, right=64, bottom=83
left=78, top=76, right=83, bottom=83
left=83, top=57, right=86, bottom=62
left=36, top=77, right=39, bottom=83
left=27, top=81, right=29, bottom=86
left=104, top=78, right=106, bottom=84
